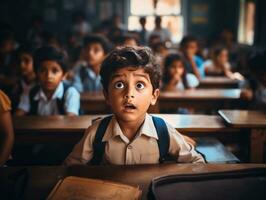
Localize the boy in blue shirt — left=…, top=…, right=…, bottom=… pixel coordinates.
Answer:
left=16, top=46, right=80, bottom=116
left=180, top=36, right=205, bottom=79
left=64, top=46, right=204, bottom=165
left=72, top=34, right=110, bottom=92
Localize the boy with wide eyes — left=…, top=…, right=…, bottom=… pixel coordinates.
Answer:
left=16, top=46, right=80, bottom=116
left=64, top=46, right=204, bottom=165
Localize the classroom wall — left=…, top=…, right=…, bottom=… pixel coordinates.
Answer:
left=0, top=0, right=126, bottom=42
left=182, top=0, right=240, bottom=44
left=0, top=0, right=264, bottom=47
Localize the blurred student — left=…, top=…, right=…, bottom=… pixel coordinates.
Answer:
left=0, top=30, right=17, bottom=94
left=138, top=17, right=149, bottom=45
left=72, top=34, right=110, bottom=92
left=241, top=50, right=266, bottom=111
left=180, top=36, right=204, bottom=79
left=16, top=46, right=80, bottom=116
left=12, top=45, right=36, bottom=112
left=0, top=90, right=14, bottom=166
left=203, top=46, right=244, bottom=80
left=150, top=16, right=171, bottom=42
left=162, top=54, right=199, bottom=91
left=120, top=33, right=139, bottom=47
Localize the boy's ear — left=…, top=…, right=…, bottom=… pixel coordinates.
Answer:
left=103, top=89, right=110, bottom=105
left=150, top=88, right=160, bottom=105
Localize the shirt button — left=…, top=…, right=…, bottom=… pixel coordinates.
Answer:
left=127, top=145, right=133, bottom=149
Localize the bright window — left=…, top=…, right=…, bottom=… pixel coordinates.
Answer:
left=128, top=0, right=183, bottom=43
left=238, top=0, right=256, bottom=45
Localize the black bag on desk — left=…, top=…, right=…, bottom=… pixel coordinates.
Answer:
left=148, top=168, right=266, bottom=200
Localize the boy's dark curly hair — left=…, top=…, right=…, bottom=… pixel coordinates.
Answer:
left=33, top=46, right=68, bottom=73
left=83, top=34, right=110, bottom=54
left=100, top=46, right=161, bottom=92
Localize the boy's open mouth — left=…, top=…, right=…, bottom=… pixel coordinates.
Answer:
left=124, top=103, right=137, bottom=110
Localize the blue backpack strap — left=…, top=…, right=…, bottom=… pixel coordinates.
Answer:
left=28, top=85, right=41, bottom=115
left=89, top=115, right=113, bottom=165
left=56, top=82, right=71, bottom=115
left=152, top=116, right=170, bottom=163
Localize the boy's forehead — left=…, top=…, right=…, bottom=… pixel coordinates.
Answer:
left=85, top=42, right=103, bottom=49
left=112, top=67, right=148, bottom=77
left=40, top=60, right=60, bottom=68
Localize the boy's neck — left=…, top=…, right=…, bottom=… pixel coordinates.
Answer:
left=116, top=114, right=146, bottom=142
left=43, top=90, right=54, bottom=100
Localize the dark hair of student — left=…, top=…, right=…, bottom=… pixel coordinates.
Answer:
left=83, top=34, right=110, bottom=54
left=33, top=45, right=68, bottom=73
left=115, top=32, right=139, bottom=46
left=0, top=30, right=14, bottom=47
left=13, top=44, right=34, bottom=70
left=180, top=35, right=197, bottom=49
left=100, top=46, right=161, bottom=92
left=211, top=46, right=227, bottom=60
left=163, top=53, right=189, bottom=89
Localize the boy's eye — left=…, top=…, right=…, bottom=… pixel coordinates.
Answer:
left=52, top=68, right=59, bottom=74
left=136, top=82, right=145, bottom=90
left=114, top=81, right=124, bottom=89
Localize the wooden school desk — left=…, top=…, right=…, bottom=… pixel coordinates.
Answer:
left=199, top=76, right=240, bottom=88
left=157, top=89, right=246, bottom=112
left=219, top=110, right=266, bottom=163
left=81, top=89, right=248, bottom=113
left=1, top=164, right=266, bottom=200
left=13, top=114, right=239, bottom=144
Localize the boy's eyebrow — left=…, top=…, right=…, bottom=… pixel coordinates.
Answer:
left=111, top=73, right=150, bottom=81
left=132, top=73, right=150, bottom=80
left=111, top=74, right=126, bottom=79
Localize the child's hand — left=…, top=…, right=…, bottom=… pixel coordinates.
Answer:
left=232, top=72, right=244, bottom=80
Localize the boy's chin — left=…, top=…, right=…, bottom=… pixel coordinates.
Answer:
left=114, top=112, right=145, bottom=123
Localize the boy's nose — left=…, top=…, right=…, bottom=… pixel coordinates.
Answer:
left=125, top=94, right=134, bottom=99
left=46, top=71, right=53, bottom=79
left=124, top=87, right=135, bottom=99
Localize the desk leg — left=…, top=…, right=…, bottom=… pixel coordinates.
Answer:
left=250, top=129, right=266, bottom=163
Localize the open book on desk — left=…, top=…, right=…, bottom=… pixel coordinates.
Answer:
left=47, top=176, right=142, bottom=200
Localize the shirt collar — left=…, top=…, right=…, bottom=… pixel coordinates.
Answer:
left=102, top=114, right=158, bottom=143
left=86, top=66, right=100, bottom=80
left=34, top=82, right=64, bottom=101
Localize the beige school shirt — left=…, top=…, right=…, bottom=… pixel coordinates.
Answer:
left=64, top=114, right=205, bottom=165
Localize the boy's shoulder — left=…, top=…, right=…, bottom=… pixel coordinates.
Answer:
left=82, top=116, right=114, bottom=142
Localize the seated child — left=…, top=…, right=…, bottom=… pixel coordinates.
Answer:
left=16, top=46, right=80, bottom=116
left=64, top=46, right=204, bottom=165
left=241, top=49, right=266, bottom=111
left=120, top=33, right=139, bottom=47
left=11, top=45, right=36, bottom=112
left=0, top=90, right=14, bottom=166
left=180, top=36, right=204, bottom=79
left=162, top=53, right=199, bottom=91
left=203, top=46, right=244, bottom=80
left=72, top=34, right=110, bottom=92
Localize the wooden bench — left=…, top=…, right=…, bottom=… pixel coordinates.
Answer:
left=199, top=76, right=240, bottom=88
left=219, top=110, right=266, bottom=163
